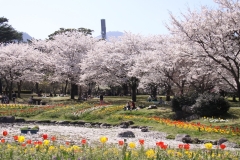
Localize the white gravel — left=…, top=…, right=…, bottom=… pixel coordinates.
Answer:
left=1, top=123, right=239, bottom=151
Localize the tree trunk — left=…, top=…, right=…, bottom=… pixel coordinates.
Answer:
left=166, top=84, right=171, bottom=101
left=70, top=83, right=75, bottom=99
left=0, top=79, right=2, bottom=94
left=35, top=82, right=39, bottom=95
left=151, top=85, right=157, bottom=98
left=17, top=80, right=22, bottom=98
left=130, top=77, right=138, bottom=102
left=64, top=80, right=68, bottom=95
left=4, top=77, right=9, bottom=95
left=8, top=81, right=13, bottom=100
left=78, top=85, right=82, bottom=100
left=122, top=83, right=128, bottom=96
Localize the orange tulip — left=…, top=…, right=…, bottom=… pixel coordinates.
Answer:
left=66, top=141, right=70, bottom=145
left=118, top=140, right=124, bottom=146
left=139, top=139, right=144, bottom=145
left=2, top=130, right=8, bottom=136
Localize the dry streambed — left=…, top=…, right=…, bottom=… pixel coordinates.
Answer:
left=2, top=123, right=239, bottom=151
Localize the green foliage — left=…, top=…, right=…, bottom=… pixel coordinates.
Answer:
left=48, top=27, right=94, bottom=40
left=171, top=93, right=198, bottom=111
left=0, top=17, right=22, bottom=43
left=192, top=92, right=230, bottom=116
left=166, top=134, right=175, bottom=139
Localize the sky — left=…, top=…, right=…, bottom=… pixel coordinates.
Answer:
left=1, top=0, right=218, bottom=40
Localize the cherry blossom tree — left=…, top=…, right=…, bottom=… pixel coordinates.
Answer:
left=168, top=0, right=240, bottom=99
left=0, top=43, right=49, bottom=98
left=46, top=31, right=96, bottom=99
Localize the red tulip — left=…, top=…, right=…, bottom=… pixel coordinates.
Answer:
left=66, top=141, right=70, bottom=145
left=13, top=135, right=18, bottom=141
left=139, top=139, right=144, bottom=145
left=178, top=144, right=184, bottom=149
left=161, top=144, right=168, bottom=150
left=26, top=139, right=32, bottom=144
left=34, top=141, right=38, bottom=145
left=156, top=141, right=164, bottom=147
left=118, top=140, right=124, bottom=146
left=21, top=143, right=26, bottom=147
left=220, top=144, right=226, bottom=150
left=38, top=141, right=43, bottom=145
left=81, top=139, right=87, bottom=145
left=34, top=141, right=42, bottom=145
left=1, top=138, right=5, bottom=143
left=2, top=130, right=8, bottom=136
left=42, top=134, right=48, bottom=140
left=184, top=144, right=190, bottom=150
left=51, top=136, right=56, bottom=141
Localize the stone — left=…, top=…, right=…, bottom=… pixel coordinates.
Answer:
left=57, top=121, right=70, bottom=125
left=182, top=137, right=193, bottom=143
left=36, top=120, right=51, bottom=123
left=223, top=141, right=240, bottom=148
left=100, top=123, right=111, bottom=128
left=118, top=131, right=135, bottom=138
left=175, top=134, right=190, bottom=141
left=141, top=128, right=148, bottom=132
left=218, top=137, right=228, bottom=145
left=119, top=124, right=129, bottom=128
left=0, top=116, right=15, bottom=123
left=84, top=123, right=92, bottom=127
left=76, top=121, right=86, bottom=125
left=126, top=120, right=134, bottom=125
left=119, top=122, right=130, bottom=128
left=15, top=118, right=25, bottom=123
left=130, top=125, right=139, bottom=129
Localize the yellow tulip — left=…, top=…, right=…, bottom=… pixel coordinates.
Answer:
left=204, top=143, right=213, bottom=150
left=18, top=136, right=25, bottom=143
left=43, top=140, right=50, bottom=146
left=100, top=136, right=108, bottom=143
left=146, top=149, right=155, bottom=158
left=128, top=142, right=136, bottom=149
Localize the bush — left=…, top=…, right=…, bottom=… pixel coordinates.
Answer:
left=171, top=93, right=198, bottom=112
left=191, top=92, right=230, bottom=116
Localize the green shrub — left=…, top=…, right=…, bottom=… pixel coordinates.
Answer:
left=171, top=93, right=198, bottom=111
left=191, top=92, right=230, bottom=116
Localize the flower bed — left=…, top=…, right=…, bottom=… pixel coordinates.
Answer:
left=0, top=130, right=240, bottom=159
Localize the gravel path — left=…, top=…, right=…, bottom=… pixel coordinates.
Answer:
left=1, top=123, right=239, bottom=151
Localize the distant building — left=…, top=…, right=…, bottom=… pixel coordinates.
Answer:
left=101, top=19, right=106, bottom=40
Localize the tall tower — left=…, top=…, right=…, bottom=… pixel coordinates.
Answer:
left=101, top=19, right=106, bottom=40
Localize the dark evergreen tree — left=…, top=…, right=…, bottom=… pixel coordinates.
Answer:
left=0, top=17, right=22, bottom=43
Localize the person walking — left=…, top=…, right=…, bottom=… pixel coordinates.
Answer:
left=12, top=91, right=16, bottom=103
left=100, top=94, right=104, bottom=105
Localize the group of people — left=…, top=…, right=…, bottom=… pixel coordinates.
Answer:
left=1, top=92, right=16, bottom=104
left=123, top=100, right=136, bottom=111
left=147, top=95, right=165, bottom=104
